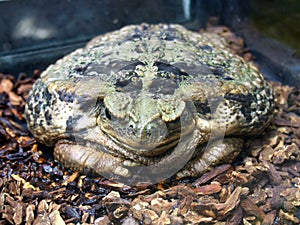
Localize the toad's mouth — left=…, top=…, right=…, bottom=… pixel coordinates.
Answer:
left=107, top=130, right=180, bottom=157
left=100, top=119, right=196, bottom=158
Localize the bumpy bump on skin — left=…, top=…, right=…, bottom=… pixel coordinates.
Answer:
left=25, top=24, right=274, bottom=180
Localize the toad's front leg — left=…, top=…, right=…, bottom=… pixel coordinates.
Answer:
left=54, top=140, right=131, bottom=177
left=176, top=137, right=244, bottom=179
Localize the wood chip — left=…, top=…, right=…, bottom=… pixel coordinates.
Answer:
left=194, top=182, right=222, bottom=195
left=240, top=197, right=265, bottom=219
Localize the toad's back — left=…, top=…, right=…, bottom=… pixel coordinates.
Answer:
left=25, top=24, right=274, bottom=180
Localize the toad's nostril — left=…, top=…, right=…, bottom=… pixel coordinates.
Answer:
left=139, top=121, right=168, bottom=146
left=128, top=124, right=135, bottom=135
left=147, top=125, right=158, bottom=137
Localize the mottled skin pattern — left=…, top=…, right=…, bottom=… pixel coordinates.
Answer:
left=25, top=24, right=274, bottom=179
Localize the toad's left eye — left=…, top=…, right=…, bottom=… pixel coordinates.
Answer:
left=105, top=108, right=112, bottom=120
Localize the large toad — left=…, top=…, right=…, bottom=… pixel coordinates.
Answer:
left=25, top=24, right=274, bottom=182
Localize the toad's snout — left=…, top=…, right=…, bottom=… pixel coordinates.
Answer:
left=127, top=119, right=169, bottom=149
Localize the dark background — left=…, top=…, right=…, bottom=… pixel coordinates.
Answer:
left=0, top=0, right=299, bottom=87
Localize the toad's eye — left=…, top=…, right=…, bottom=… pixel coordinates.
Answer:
left=105, top=108, right=112, bottom=120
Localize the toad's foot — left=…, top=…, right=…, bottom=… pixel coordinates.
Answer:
left=54, top=140, right=133, bottom=177
left=176, top=137, right=244, bottom=179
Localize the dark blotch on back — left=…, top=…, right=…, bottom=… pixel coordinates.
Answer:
left=147, top=62, right=191, bottom=95
left=200, top=45, right=213, bottom=52
left=33, top=103, right=41, bottom=115
left=211, top=67, right=225, bottom=76
left=210, top=67, right=234, bottom=81
left=45, top=110, right=52, bottom=125
left=74, top=65, right=88, bottom=75
left=58, top=90, right=74, bottom=103
left=225, top=93, right=254, bottom=122
left=155, top=62, right=189, bottom=79
left=43, top=86, right=52, bottom=104
left=116, top=78, right=143, bottom=92
left=130, top=26, right=149, bottom=40
left=115, top=77, right=132, bottom=90
left=159, top=32, right=175, bottom=41
left=121, top=62, right=145, bottom=71
left=115, top=62, right=145, bottom=92
left=149, top=78, right=178, bottom=95
left=34, top=84, right=53, bottom=114
left=194, top=100, right=211, bottom=116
